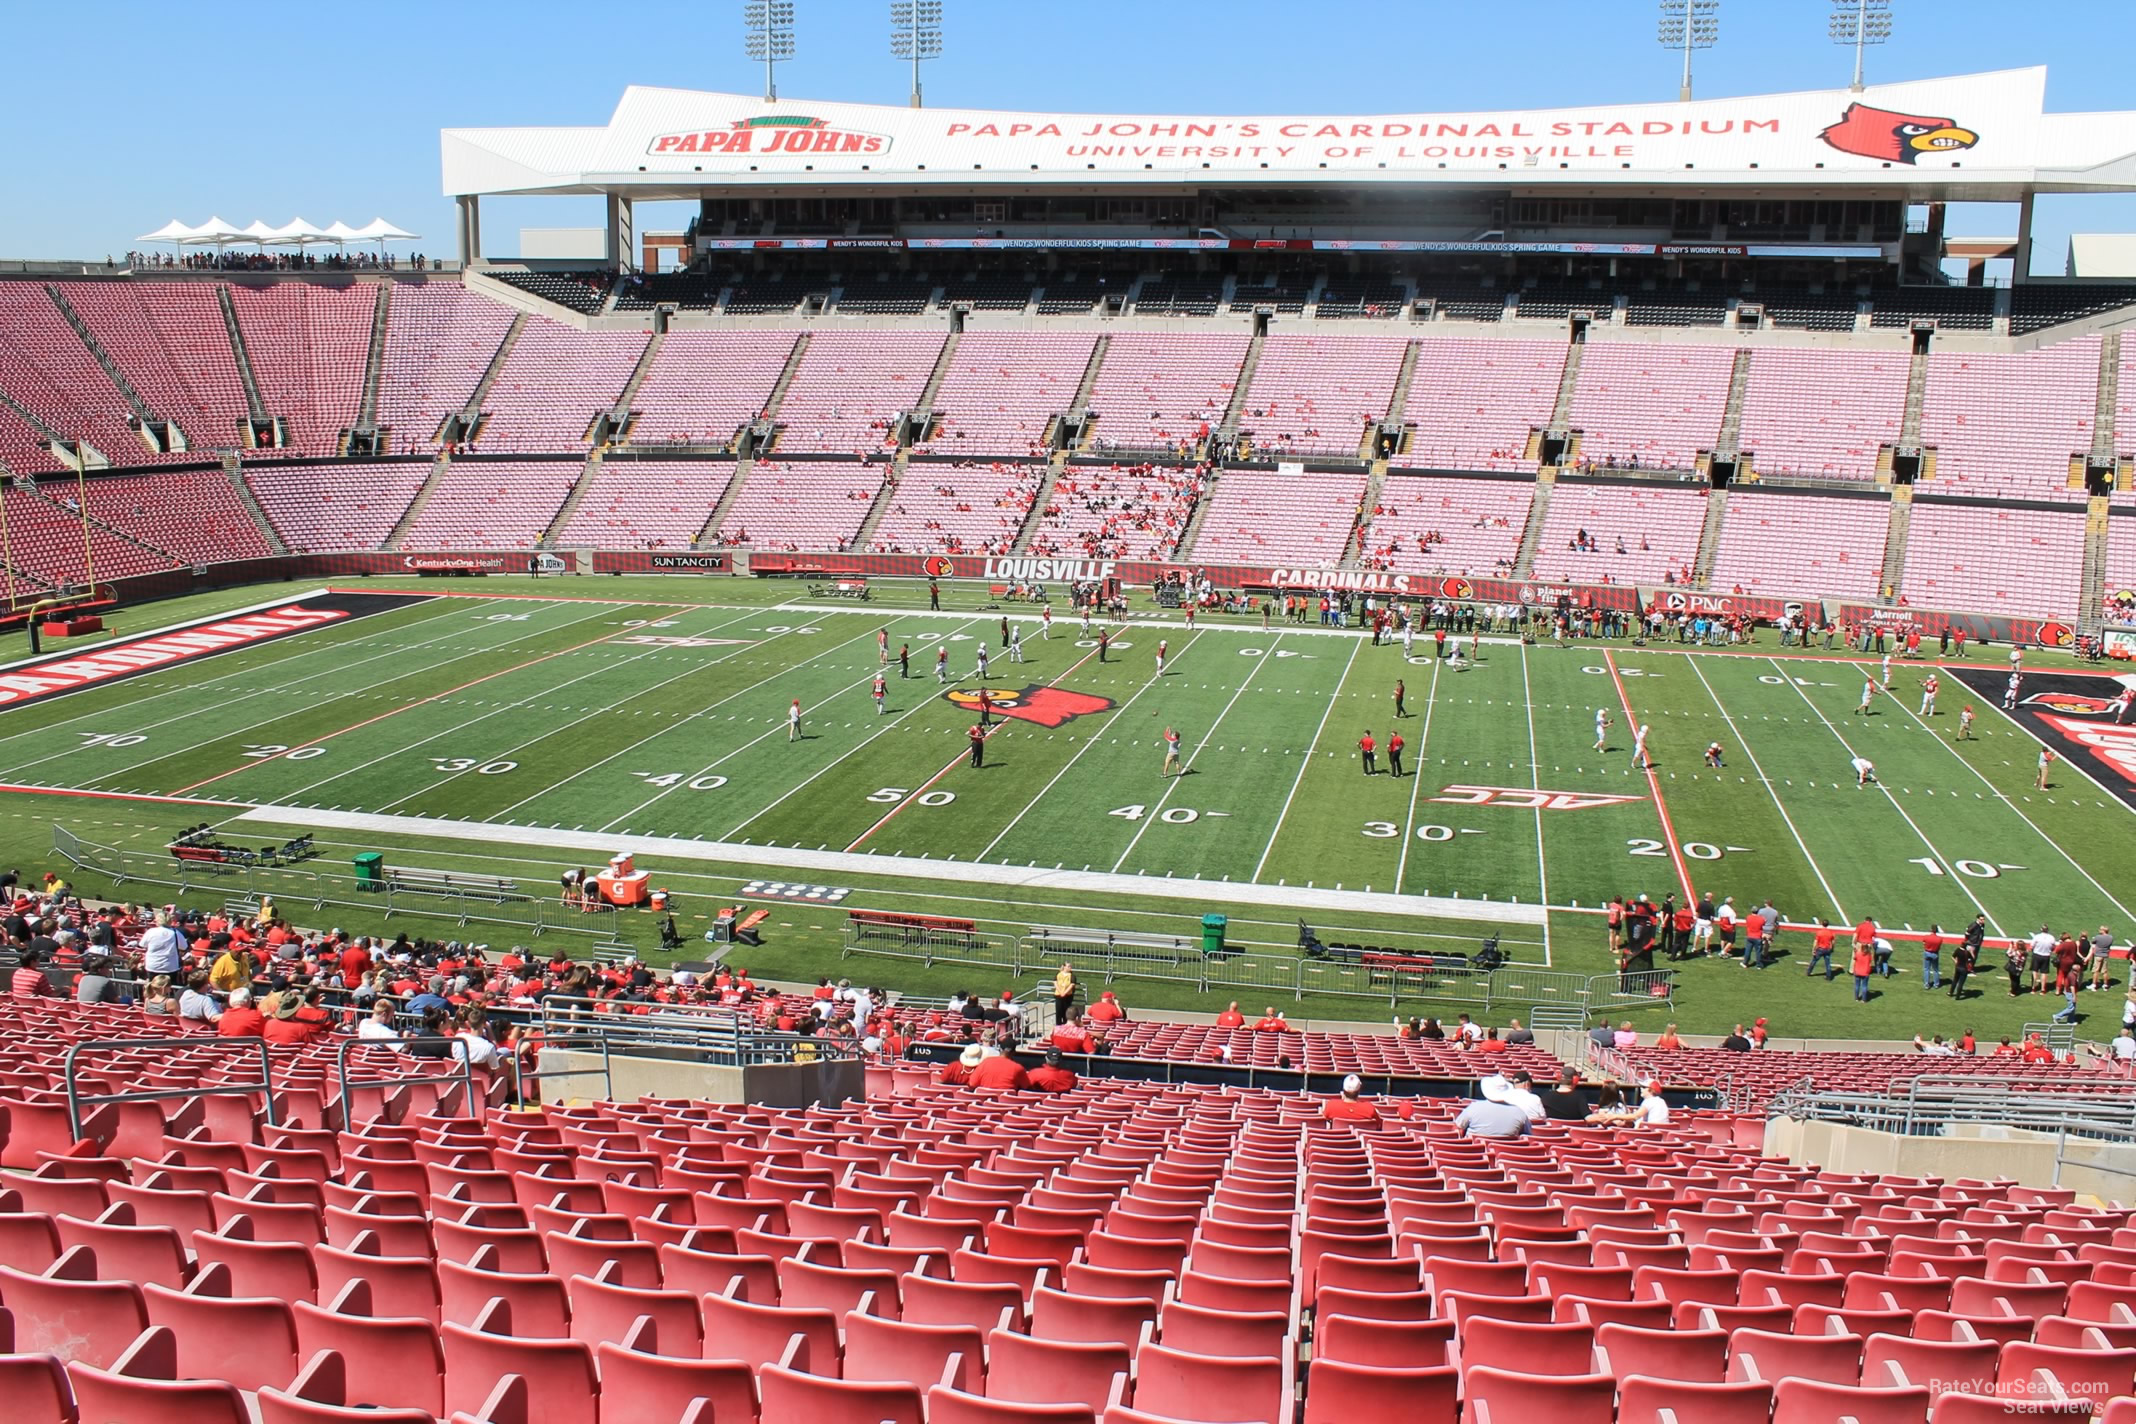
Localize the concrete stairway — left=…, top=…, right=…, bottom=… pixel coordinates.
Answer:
left=1714, top=349, right=1753, bottom=458
left=1512, top=471, right=1557, bottom=580
left=694, top=457, right=753, bottom=547
left=43, top=285, right=156, bottom=427
left=540, top=455, right=602, bottom=545
left=1691, top=486, right=1731, bottom=589
left=385, top=455, right=452, bottom=548
left=1878, top=485, right=1915, bottom=603
left=216, top=287, right=267, bottom=422
left=357, top=282, right=391, bottom=431
left=225, top=458, right=287, bottom=556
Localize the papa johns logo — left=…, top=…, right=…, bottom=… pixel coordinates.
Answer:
left=1819, top=103, right=1979, bottom=164
left=943, top=684, right=1114, bottom=728
left=649, top=114, right=891, bottom=157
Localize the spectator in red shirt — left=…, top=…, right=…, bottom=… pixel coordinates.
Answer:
left=1214, top=1001, right=1246, bottom=1029
left=1253, top=1007, right=1293, bottom=1032
left=1472, top=1028, right=1509, bottom=1054
left=1027, top=1048, right=1078, bottom=1093
left=937, top=1043, right=983, bottom=1085
left=1049, top=1018, right=1094, bottom=1054
left=1323, top=1074, right=1381, bottom=1123
left=968, top=1049, right=1030, bottom=1091
left=217, top=988, right=266, bottom=1038
left=1086, top=991, right=1126, bottom=1024
left=10, top=947, right=55, bottom=997
left=1654, top=1023, right=1683, bottom=1050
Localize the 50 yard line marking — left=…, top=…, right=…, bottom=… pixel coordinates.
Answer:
left=1685, top=654, right=1847, bottom=922
left=1603, top=647, right=1694, bottom=903
left=842, top=633, right=1109, bottom=854
left=1251, top=636, right=1361, bottom=884
left=1768, top=656, right=2004, bottom=936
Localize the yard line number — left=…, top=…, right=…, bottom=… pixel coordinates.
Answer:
left=431, top=757, right=517, bottom=775
left=633, top=773, right=729, bottom=791
left=869, top=787, right=957, bottom=806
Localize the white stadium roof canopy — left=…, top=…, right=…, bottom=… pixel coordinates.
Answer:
left=441, top=67, right=2136, bottom=203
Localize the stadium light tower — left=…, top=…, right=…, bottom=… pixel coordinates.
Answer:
left=1830, top=0, right=1892, bottom=93
left=744, top=1, right=796, bottom=103
left=890, top=1, right=943, bottom=109
left=1657, top=0, right=1719, bottom=102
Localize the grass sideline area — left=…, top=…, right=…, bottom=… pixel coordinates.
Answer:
left=2, top=572, right=2130, bottom=1041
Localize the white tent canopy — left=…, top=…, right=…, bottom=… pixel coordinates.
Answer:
left=267, top=218, right=337, bottom=245
left=137, top=216, right=418, bottom=256
left=136, top=219, right=202, bottom=243
left=182, top=218, right=247, bottom=249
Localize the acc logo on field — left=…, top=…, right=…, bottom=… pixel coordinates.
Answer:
left=1438, top=577, right=1475, bottom=601
left=1429, top=784, right=1644, bottom=811
left=943, top=684, right=1114, bottom=728
left=923, top=555, right=955, bottom=579
left=2023, top=692, right=2112, bottom=715
left=2038, top=622, right=2076, bottom=649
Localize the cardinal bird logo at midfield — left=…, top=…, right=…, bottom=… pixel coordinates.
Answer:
left=1819, top=103, right=1979, bottom=164
left=944, top=684, right=1114, bottom=728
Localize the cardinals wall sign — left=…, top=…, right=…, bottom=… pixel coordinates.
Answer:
left=1819, top=103, right=1979, bottom=163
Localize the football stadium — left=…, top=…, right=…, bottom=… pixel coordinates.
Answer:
left=6, top=4, right=2136, bottom=1421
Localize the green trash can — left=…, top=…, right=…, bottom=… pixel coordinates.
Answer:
left=1201, top=913, right=1228, bottom=958
left=353, top=852, right=385, bottom=892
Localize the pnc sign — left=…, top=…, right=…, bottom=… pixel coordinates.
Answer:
left=650, top=114, right=891, bottom=157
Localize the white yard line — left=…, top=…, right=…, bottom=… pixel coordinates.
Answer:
left=0, top=599, right=519, bottom=779
left=1394, top=658, right=1444, bottom=898
left=1251, top=637, right=1362, bottom=884
left=0, top=595, right=482, bottom=756
left=487, top=618, right=879, bottom=822
left=1111, top=632, right=1282, bottom=874
left=976, top=631, right=1206, bottom=864
left=230, top=804, right=1549, bottom=926
left=1768, top=656, right=2003, bottom=936
left=371, top=605, right=772, bottom=815
left=1889, top=669, right=2136, bottom=925
left=1685, top=654, right=1848, bottom=922
left=260, top=605, right=679, bottom=804
left=706, top=618, right=991, bottom=841
left=1518, top=643, right=1553, bottom=958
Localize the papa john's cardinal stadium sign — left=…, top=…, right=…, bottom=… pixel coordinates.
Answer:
left=444, top=68, right=2135, bottom=199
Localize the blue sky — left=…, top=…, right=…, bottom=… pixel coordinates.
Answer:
left=7, top=0, right=2131, bottom=270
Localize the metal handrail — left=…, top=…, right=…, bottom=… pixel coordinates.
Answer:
left=508, top=1033, right=612, bottom=1107
left=63, top=1035, right=280, bottom=1139
left=334, top=1034, right=480, bottom=1128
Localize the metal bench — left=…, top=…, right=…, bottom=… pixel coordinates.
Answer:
left=384, top=867, right=520, bottom=902
left=1027, top=924, right=1195, bottom=965
left=589, top=942, right=635, bottom=966
left=807, top=578, right=871, bottom=600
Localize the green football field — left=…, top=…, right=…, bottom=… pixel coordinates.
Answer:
left=3, top=574, right=2132, bottom=1039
